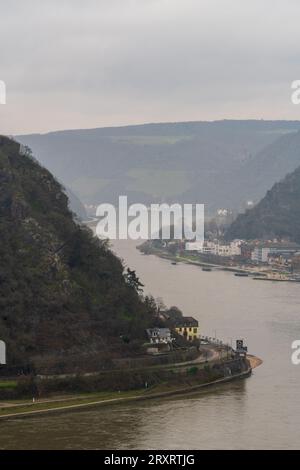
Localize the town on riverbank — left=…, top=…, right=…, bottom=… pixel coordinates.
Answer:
left=139, top=237, right=300, bottom=282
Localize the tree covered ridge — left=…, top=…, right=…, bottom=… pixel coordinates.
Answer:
left=225, top=165, right=300, bottom=242
left=0, top=136, right=156, bottom=372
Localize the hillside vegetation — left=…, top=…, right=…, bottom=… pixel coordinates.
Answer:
left=0, top=136, right=156, bottom=373
left=226, top=166, right=300, bottom=242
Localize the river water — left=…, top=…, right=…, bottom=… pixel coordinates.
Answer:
left=1, top=239, right=300, bottom=449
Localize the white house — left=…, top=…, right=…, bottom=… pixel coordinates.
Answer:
left=146, top=328, right=172, bottom=344
left=185, top=241, right=204, bottom=251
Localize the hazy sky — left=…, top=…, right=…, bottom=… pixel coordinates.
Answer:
left=1, top=0, right=300, bottom=135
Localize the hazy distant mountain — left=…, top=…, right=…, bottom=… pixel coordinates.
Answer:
left=225, top=165, right=300, bottom=242
left=16, top=120, right=300, bottom=213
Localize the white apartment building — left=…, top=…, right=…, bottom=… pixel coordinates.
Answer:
left=251, top=247, right=270, bottom=263
left=214, top=241, right=241, bottom=257
left=185, top=241, right=204, bottom=251
left=186, top=240, right=242, bottom=257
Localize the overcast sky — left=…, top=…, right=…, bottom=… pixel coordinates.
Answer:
left=1, top=0, right=300, bottom=135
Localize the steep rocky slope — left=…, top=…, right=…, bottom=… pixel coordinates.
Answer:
left=0, top=136, right=156, bottom=372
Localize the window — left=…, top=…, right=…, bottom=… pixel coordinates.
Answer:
left=193, top=328, right=197, bottom=334
left=189, top=327, right=192, bottom=332
left=188, top=336, right=192, bottom=341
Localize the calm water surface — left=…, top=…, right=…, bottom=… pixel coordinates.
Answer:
left=1, top=239, right=300, bottom=449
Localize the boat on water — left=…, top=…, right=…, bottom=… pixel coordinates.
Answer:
left=234, top=272, right=249, bottom=277
left=202, top=267, right=212, bottom=272
left=171, top=261, right=177, bottom=265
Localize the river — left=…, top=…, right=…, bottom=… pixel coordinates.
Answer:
left=1, top=239, right=300, bottom=449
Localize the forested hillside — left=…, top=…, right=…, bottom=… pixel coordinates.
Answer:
left=0, top=136, right=156, bottom=372
left=226, top=166, right=300, bottom=242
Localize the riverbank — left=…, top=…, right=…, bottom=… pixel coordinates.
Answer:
left=0, top=355, right=259, bottom=421
left=138, top=244, right=297, bottom=280
left=138, top=244, right=257, bottom=274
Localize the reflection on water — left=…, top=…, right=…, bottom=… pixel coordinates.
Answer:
left=1, top=381, right=247, bottom=450
left=1, top=239, right=300, bottom=449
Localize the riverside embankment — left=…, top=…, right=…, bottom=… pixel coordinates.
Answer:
left=0, top=357, right=260, bottom=420
left=139, top=244, right=274, bottom=277
left=0, top=351, right=259, bottom=421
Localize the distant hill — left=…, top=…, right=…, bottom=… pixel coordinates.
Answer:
left=229, top=129, right=300, bottom=208
left=16, top=120, right=300, bottom=213
left=225, top=166, right=300, bottom=242
left=0, top=136, right=156, bottom=372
